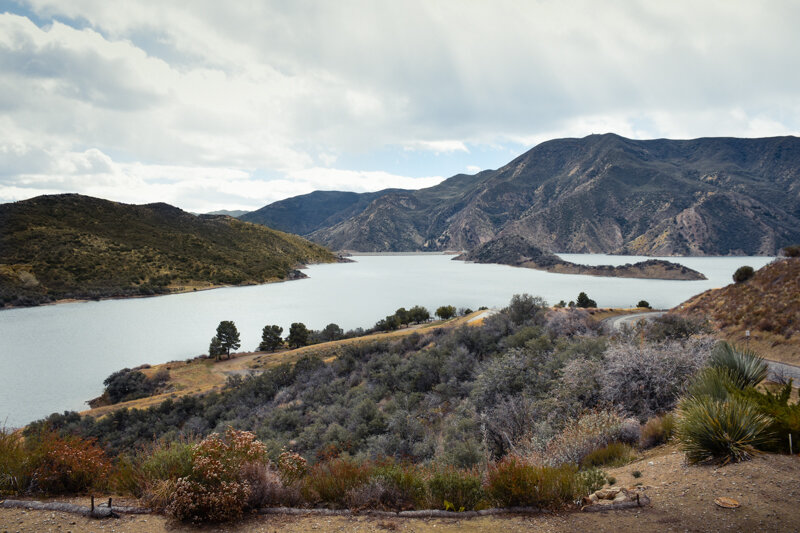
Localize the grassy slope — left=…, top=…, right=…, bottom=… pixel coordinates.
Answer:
left=82, top=313, right=483, bottom=419
left=0, top=194, right=336, bottom=306
left=676, top=257, right=800, bottom=363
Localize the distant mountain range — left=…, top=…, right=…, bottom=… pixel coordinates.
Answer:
left=245, top=134, right=800, bottom=255
left=0, top=194, right=335, bottom=306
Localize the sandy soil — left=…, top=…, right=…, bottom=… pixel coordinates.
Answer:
left=3, top=445, right=799, bottom=533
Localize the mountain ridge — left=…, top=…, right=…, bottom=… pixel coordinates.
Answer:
left=249, top=134, right=800, bottom=255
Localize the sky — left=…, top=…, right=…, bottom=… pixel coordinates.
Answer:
left=1, top=1, right=799, bottom=212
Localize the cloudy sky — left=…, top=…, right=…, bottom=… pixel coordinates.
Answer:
left=1, top=1, right=799, bottom=212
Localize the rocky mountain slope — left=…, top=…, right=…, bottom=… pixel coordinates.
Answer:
left=456, top=235, right=706, bottom=280
left=0, top=194, right=336, bottom=307
left=253, top=134, right=800, bottom=255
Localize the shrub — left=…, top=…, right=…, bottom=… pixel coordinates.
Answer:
left=640, top=314, right=712, bottom=342
left=505, top=293, right=548, bottom=325
left=426, top=467, right=485, bottom=511
left=600, top=338, right=714, bottom=419
left=545, top=309, right=602, bottom=338
left=732, top=265, right=755, bottom=283
left=684, top=367, right=737, bottom=401
left=676, top=395, right=775, bottom=464
left=486, top=456, right=581, bottom=508
left=639, top=413, right=676, bottom=448
left=733, top=382, right=800, bottom=454
left=30, top=433, right=112, bottom=494
left=637, top=300, right=651, bottom=309
left=542, top=411, right=640, bottom=466
left=276, top=450, right=308, bottom=486
left=303, top=458, right=370, bottom=507
left=369, top=461, right=426, bottom=510
left=0, top=428, right=29, bottom=494
left=576, top=467, right=608, bottom=494
left=165, top=428, right=268, bottom=522
left=435, top=305, right=457, bottom=320
left=580, top=442, right=636, bottom=468
left=241, top=462, right=299, bottom=508
left=782, top=245, right=800, bottom=258
left=709, top=342, right=768, bottom=389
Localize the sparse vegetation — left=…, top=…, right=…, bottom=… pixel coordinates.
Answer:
left=576, top=292, right=597, bottom=309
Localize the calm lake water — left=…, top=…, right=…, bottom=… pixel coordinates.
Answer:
left=0, top=253, right=774, bottom=427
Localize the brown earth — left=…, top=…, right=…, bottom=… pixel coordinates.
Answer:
left=676, top=257, right=800, bottom=364
left=3, top=445, right=799, bottom=533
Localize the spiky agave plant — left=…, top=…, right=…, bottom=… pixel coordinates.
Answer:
left=709, top=341, right=768, bottom=389
left=676, top=395, right=775, bottom=464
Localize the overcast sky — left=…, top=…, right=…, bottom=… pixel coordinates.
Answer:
left=1, top=1, right=799, bottom=212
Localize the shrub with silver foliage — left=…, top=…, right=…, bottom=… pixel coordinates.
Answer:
left=600, top=337, right=715, bottom=420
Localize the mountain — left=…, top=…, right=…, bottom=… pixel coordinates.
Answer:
left=255, top=134, right=800, bottom=255
left=455, top=234, right=706, bottom=280
left=240, top=190, right=400, bottom=235
left=676, top=256, right=800, bottom=364
left=0, top=194, right=336, bottom=307
left=203, top=209, right=250, bottom=218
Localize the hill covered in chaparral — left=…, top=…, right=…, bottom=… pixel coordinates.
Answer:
left=676, top=253, right=800, bottom=363
left=247, top=134, right=800, bottom=255
left=0, top=194, right=337, bottom=307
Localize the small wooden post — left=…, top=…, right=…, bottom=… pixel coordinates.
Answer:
left=90, top=495, right=94, bottom=513
left=790, top=434, right=793, bottom=455
left=108, top=497, right=112, bottom=510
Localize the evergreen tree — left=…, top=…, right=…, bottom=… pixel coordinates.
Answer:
left=258, top=324, right=283, bottom=352
left=287, top=322, right=310, bottom=348
left=576, top=292, right=597, bottom=308
left=212, top=320, right=241, bottom=359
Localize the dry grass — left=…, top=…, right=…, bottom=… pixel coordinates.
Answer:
left=82, top=312, right=484, bottom=419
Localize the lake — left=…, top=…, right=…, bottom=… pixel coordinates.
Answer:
left=0, top=253, right=774, bottom=427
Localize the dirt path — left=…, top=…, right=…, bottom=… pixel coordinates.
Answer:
left=3, top=446, right=799, bottom=533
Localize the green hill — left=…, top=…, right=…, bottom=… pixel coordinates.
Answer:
left=0, top=194, right=336, bottom=307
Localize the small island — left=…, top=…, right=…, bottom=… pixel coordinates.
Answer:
left=454, top=235, right=706, bottom=280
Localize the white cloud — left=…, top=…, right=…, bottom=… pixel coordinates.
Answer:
left=466, top=165, right=481, bottom=173
left=1, top=1, right=799, bottom=211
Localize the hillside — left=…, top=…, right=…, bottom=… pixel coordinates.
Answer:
left=0, top=194, right=336, bottom=307
left=676, top=257, right=800, bottom=363
left=456, top=235, right=706, bottom=280
left=252, top=134, right=800, bottom=254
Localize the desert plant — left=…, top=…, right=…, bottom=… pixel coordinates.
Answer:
left=580, top=442, right=636, bottom=468
left=782, top=245, right=800, bottom=257
left=732, top=265, right=755, bottom=283
left=0, top=427, right=30, bottom=494
left=28, top=432, right=112, bottom=494
left=303, top=457, right=370, bottom=507
left=676, top=395, right=775, bottom=464
left=684, top=366, right=739, bottom=401
left=639, top=413, right=676, bottom=448
left=486, top=456, right=581, bottom=508
left=426, top=466, right=485, bottom=511
left=733, top=382, right=800, bottom=454
left=576, top=467, right=608, bottom=494
left=165, top=428, right=268, bottom=522
left=276, top=450, right=308, bottom=486
left=541, top=410, right=640, bottom=466
left=369, top=461, right=427, bottom=509
left=709, top=342, right=768, bottom=389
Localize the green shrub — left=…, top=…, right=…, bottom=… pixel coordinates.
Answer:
left=369, top=460, right=427, bottom=509
left=637, top=300, right=651, bottom=309
left=486, top=457, right=582, bottom=507
left=639, top=413, right=676, bottom=448
left=709, top=342, right=768, bottom=389
left=676, top=395, right=775, bottom=464
left=426, top=466, right=485, bottom=511
left=580, top=442, right=635, bottom=468
left=544, top=410, right=640, bottom=466
left=732, top=265, right=755, bottom=283
left=733, top=382, right=800, bottom=454
left=0, top=428, right=29, bottom=494
left=576, top=467, right=608, bottom=494
left=303, top=458, right=370, bottom=507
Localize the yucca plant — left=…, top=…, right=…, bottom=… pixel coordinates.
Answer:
left=709, top=341, right=768, bottom=389
left=676, top=395, right=775, bottom=464
left=684, top=367, right=737, bottom=401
